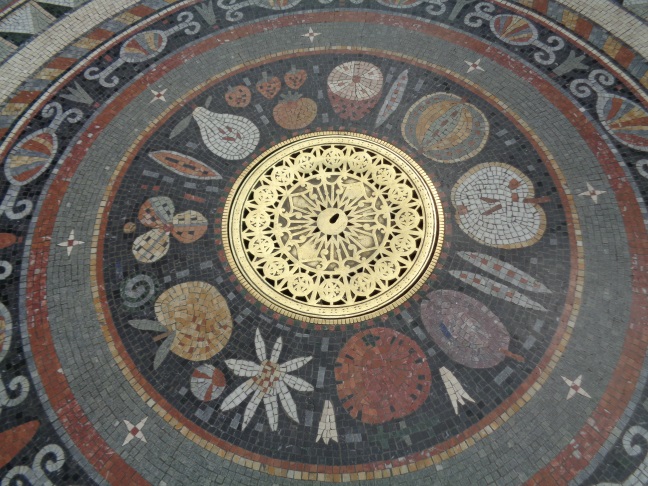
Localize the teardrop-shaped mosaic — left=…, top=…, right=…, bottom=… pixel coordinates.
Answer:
left=193, top=108, right=260, bottom=160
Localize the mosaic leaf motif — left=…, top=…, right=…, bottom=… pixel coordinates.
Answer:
left=0, top=302, right=12, bottom=365
left=316, top=400, right=338, bottom=445
left=148, top=151, right=222, bottom=180
left=375, top=69, right=408, bottom=128
left=221, top=328, right=313, bottom=432
left=327, top=61, right=383, bottom=121
left=451, top=162, right=548, bottom=248
left=421, top=290, right=523, bottom=369
left=0, top=234, right=19, bottom=249
left=439, top=367, right=475, bottom=415
left=192, top=108, right=260, bottom=160
left=335, top=328, right=431, bottom=424
left=457, top=251, right=551, bottom=293
left=449, top=270, right=547, bottom=311
left=401, top=93, right=489, bottom=162
left=0, top=420, right=40, bottom=469
left=132, top=197, right=207, bottom=263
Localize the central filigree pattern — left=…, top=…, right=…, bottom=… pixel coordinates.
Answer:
left=223, top=133, right=443, bottom=324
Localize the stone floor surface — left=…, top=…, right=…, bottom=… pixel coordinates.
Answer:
left=0, top=1, right=647, bottom=485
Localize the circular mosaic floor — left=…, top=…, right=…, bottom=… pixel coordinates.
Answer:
left=0, top=1, right=647, bottom=485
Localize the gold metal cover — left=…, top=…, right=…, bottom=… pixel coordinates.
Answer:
left=222, top=132, right=444, bottom=324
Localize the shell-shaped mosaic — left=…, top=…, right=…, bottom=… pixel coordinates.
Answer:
left=490, top=14, right=538, bottom=46
left=121, top=31, right=167, bottom=63
left=597, top=93, right=648, bottom=152
left=402, top=93, right=489, bottom=163
left=5, top=129, right=58, bottom=186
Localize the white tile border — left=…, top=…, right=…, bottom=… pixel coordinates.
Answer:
left=556, top=0, right=648, bottom=56
left=0, top=0, right=139, bottom=104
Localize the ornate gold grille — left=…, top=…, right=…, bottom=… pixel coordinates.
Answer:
left=222, top=132, right=444, bottom=324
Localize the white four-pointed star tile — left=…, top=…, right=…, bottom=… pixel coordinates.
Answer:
left=123, top=417, right=148, bottom=445
left=578, top=182, right=606, bottom=203
left=465, top=58, right=484, bottom=73
left=302, top=27, right=321, bottom=43
left=562, top=375, right=591, bottom=400
left=150, top=88, right=167, bottom=103
left=57, top=229, right=84, bottom=256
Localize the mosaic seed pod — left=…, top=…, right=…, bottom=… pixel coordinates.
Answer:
left=327, top=61, right=383, bottom=121
left=190, top=364, right=227, bottom=402
left=273, top=92, right=317, bottom=130
left=130, top=282, right=233, bottom=369
left=335, top=328, right=431, bottom=424
left=192, top=108, right=260, bottom=160
left=421, top=290, right=523, bottom=369
left=402, top=93, right=489, bottom=163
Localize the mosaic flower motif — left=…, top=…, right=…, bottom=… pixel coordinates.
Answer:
left=132, top=196, right=207, bottom=263
left=221, top=329, right=313, bottom=431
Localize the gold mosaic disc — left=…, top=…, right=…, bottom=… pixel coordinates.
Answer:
left=222, top=132, right=444, bottom=324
